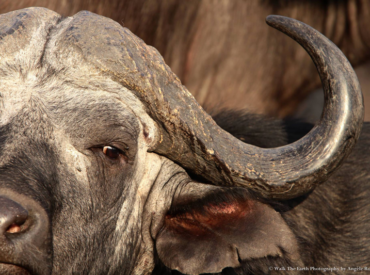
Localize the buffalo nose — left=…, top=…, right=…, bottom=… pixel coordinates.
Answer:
left=0, top=193, right=52, bottom=275
left=0, top=196, right=28, bottom=235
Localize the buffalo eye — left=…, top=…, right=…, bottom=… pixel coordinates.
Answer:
left=103, top=146, right=122, bottom=160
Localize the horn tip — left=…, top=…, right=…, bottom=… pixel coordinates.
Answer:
left=265, top=15, right=281, bottom=25
left=265, top=15, right=293, bottom=28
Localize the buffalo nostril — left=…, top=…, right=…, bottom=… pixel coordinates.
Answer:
left=0, top=196, right=28, bottom=235
left=7, top=223, right=22, bottom=233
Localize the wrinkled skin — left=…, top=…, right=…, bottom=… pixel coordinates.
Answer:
left=0, top=7, right=369, bottom=275
left=2, top=0, right=370, bottom=118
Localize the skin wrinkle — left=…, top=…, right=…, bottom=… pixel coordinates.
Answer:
left=111, top=114, right=147, bottom=272
left=134, top=154, right=167, bottom=274
left=144, top=158, right=193, bottom=238
left=164, top=175, right=193, bottom=224
left=134, top=155, right=179, bottom=274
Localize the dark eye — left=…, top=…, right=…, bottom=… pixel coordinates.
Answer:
left=103, top=146, right=122, bottom=160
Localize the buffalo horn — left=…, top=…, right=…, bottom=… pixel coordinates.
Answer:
left=152, top=15, right=364, bottom=199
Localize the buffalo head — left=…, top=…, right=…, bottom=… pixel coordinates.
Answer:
left=0, top=7, right=363, bottom=275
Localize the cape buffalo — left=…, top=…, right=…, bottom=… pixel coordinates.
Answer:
left=0, top=7, right=368, bottom=275
left=2, top=1, right=370, bottom=119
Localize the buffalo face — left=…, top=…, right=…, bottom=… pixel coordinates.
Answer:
left=0, top=7, right=363, bottom=275
left=0, top=64, right=157, bottom=273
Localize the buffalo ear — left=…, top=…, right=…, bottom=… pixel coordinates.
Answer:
left=155, top=187, right=299, bottom=274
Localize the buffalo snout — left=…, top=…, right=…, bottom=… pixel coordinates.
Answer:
left=0, top=197, right=28, bottom=235
left=0, top=194, right=52, bottom=275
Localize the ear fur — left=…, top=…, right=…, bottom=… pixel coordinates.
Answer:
left=155, top=185, right=300, bottom=274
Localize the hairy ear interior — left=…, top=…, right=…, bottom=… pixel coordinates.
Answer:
left=155, top=186, right=300, bottom=274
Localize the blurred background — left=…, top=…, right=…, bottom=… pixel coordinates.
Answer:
left=1, top=0, right=370, bottom=122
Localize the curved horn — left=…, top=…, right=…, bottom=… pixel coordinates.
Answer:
left=152, top=15, right=363, bottom=199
